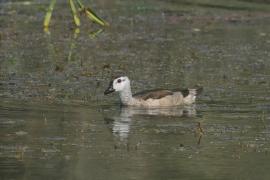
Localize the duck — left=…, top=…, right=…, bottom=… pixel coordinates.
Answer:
left=104, top=76, right=202, bottom=107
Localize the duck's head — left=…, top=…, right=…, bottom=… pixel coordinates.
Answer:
left=104, top=76, right=130, bottom=95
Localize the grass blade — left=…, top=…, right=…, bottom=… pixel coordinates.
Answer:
left=69, top=0, right=81, bottom=26
left=75, top=0, right=84, bottom=9
left=85, top=7, right=109, bottom=26
left=43, top=0, right=57, bottom=28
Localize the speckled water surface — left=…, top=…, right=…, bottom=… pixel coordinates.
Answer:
left=1, top=0, right=270, bottom=179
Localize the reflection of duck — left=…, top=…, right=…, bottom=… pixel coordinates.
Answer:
left=104, top=76, right=202, bottom=107
left=104, top=108, right=133, bottom=141
left=104, top=105, right=197, bottom=141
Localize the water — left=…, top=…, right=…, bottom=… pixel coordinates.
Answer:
left=1, top=0, right=270, bottom=179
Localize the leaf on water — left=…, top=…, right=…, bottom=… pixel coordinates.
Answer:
left=69, top=0, right=81, bottom=26
left=85, top=7, right=109, bottom=26
left=43, top=0, right=56, bottom=28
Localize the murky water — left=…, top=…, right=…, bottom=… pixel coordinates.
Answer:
left=1, top=0, right=270, bottom=179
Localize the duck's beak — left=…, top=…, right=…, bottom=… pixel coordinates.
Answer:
left=104, top=85, right=115, bottom=95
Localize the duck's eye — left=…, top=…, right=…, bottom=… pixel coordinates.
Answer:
left=117, top=79, right=122, bottom=83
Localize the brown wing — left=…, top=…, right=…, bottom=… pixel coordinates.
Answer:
left=172, top=88, right=189, bottom=97
left=133, top=89, right=174, bottom=100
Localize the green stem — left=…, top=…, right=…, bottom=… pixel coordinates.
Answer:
left=75, top=0, right=84, bottom=9
left=68, top=28, right=80, bottom=61
left=43, top=0, right=57, bottom=28
left=69, top=0, right=81, bottom=26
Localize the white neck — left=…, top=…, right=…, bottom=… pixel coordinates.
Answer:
left=119, top=85, right=134, bottom=105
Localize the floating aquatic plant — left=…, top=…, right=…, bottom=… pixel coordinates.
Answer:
left=43, top=0, right=108, bottom=29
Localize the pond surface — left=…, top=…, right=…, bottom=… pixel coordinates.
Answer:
left=1, top=0, right=270, bottom=179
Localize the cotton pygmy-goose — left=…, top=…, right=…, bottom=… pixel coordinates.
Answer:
left=104, top=76, right=202, bottom=107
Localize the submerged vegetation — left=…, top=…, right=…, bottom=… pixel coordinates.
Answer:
left=43, top=0, right=109, bottom=30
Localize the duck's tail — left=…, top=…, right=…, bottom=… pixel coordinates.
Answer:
left=183, top=86, right=203, bottom=104
left=192, top=86, right=203, bottom=96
